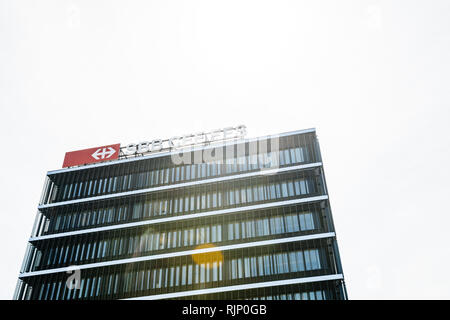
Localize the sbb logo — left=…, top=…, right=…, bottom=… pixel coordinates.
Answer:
left=226, top=305, right=267, bottom=317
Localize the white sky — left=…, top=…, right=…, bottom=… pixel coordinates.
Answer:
left=1, top=0, right=450, bottom=299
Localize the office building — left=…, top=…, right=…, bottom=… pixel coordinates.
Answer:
left=14, top=127, right=347, bottom=300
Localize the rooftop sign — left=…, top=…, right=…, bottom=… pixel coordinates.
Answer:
left=61, top=125, right=247, bottom=168
left=123, top=125, right=247, bottom=156
left=62, top=144, right=120, bottom=168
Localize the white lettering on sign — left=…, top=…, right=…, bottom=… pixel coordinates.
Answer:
left=123, top=125, right=247, bottom=156
left=91, top=147, right=117, bottom=160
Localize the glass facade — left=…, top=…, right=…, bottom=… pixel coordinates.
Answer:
left=14, top=128, right=347, bottom=300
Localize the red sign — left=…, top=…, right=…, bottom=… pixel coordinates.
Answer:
left=62, top=143, right=121, bottom=168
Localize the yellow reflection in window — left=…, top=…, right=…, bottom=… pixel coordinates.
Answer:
left=192, top=243, right=223, bottom=267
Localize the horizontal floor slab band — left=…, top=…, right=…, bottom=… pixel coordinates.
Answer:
left=30, top=195, right=329, bottom=242
left=20, top=232, right=335, bottom=278
left=124, top=273, right=344, bottom=300
left=40, top=162, right=322, bottom=209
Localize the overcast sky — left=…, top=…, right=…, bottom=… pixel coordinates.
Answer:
left=1, top=0, right=450, bottom=299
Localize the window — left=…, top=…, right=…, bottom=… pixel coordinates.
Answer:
left=304, top=249, right=321, bottom=271
left=299, top=212, right=315, bottom=231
